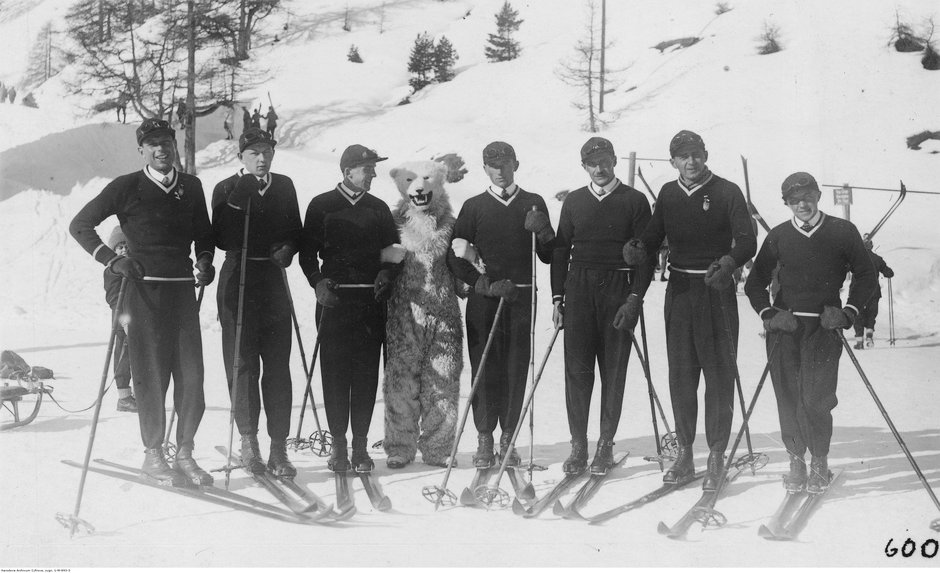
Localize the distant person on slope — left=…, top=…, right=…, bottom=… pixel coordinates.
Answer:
left=263, top=105, right=278, bottom=137
left=447, top=141, right=556, bottom=471
left=744, top=172, right=876, bottom=494
left=103, top=225, right=137, bottom=413
left=251, top=108, right=262, bottom=129
left=211, top=127, right=302, bottom=477
left=851, top=234, right=895, bottom=349
left=550, top=137, right=651, bottom=476
left=69, top=118, right=216, bottom=487
left=623, top=130, right=756, bottom=491
left=299, top=144, right=401, bottom=473
left=241, top=106, right=252, bottom=132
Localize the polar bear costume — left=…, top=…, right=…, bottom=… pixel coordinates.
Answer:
left=383, top=161, right=465, bottom=467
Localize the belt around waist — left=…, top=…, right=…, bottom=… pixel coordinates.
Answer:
left=668, top=265, right=708, bottom=275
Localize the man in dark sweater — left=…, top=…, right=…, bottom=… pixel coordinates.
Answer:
left=211, top=128, right=302, bottom=477
left=852, top=234, right=895, bottom=349
left=103, top=225, right=136, bottom=413
left=744, top=171, right=876, bottom=493
left=448, top=141, right=556, bottom=469
left=550, top=137, right=651, bottom=475
left=624, top=130, right=756, bottom=490
left=70, top=118, right=216, bottom=486
left=299, top=144, right=401, bottom=473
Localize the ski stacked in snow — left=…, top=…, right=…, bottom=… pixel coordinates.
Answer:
left=759, top=469, right=843, bottom=541
left=351, top=469, right=392, bottom=511
left=514, top=469, right=586, bottom=517
left=576, top=471, right=705, bottom=524
left=62, top=459, right=330, bottom=525
left=553, top=453, right=630, bottom=519
left=657, top=465, right=744, bottom=539
left=214, top=445, right=353, bottom=521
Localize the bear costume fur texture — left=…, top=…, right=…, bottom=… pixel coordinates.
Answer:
left=383, top=160, right=464, bottom=467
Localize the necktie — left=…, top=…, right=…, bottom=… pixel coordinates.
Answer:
left=801, top=223, right=813, bottom=232
left=501, top=189, right=511, bottom=200
left=163, top=176, right=171, bottom=186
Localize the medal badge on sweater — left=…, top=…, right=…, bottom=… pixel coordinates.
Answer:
left=702, top=194, right=710, bottom=211
left=173, top=183, right=184, bottom=201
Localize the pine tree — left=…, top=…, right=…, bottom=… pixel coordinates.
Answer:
left=484, top=1, right=523, bottom=62
left=347, top=44, right=363, bottom=63
left=407, top=32, right=435, bottom=91
left=433, top=35, right=458, bottom=82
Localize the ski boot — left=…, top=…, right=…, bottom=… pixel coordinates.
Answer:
left=854, top=336, right=865, bottom=350
left=386, top=454, right=409, bottom=469
left=267, top=439, right=296, bottom=478
left=473, top=432, right=495, bottom=469
left=239, top=433, right=267, bottom=474
left=589, top=438, right=615, bottom=475
left=351, top=436, right=374, bottom=473
left=328, top=436, right=349, bottom=472
left=116, top=389, right=138, bottom=412
left=783, top=454, right=807, bottom=492
left=174, top=445, right=213, bottom=485
left=499, top=432, right=521, bottom=468
left=663, top=445, right=694, bottom=484
left=562, top=436, right=588, bottom=475
left=142, top=448, right=187, bottom=486
left=806, top=455, right=830, bottom=494
left=702, top=449, right=725, bottom=491
left=865, top=328, right=875, bottom=349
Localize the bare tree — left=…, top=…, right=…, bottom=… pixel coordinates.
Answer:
left=556, top=0, right=620, bottom=132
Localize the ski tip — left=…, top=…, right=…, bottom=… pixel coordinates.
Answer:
left=511, top=497, right=526, bottom=515
left=757, top=524, right=778, bottom=539
left=519, top=483, right=536, bottom=501
left=566, top=508, right=586, bottom=521
left=552, top=500, right=566, bottom=516
left=459, top=488, right=477, bottom=506
left=656, top=521, right=673, bottom=536
left=375, top=497, right=392, bottom=512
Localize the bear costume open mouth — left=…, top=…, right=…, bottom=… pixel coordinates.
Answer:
left=409, top=191, right=433, bottom=207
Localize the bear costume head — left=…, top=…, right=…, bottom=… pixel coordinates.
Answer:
left=389, top=160, right=451, bottom=217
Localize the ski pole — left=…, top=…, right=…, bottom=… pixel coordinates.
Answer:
left=282, top=269, right=331, bottom=455
left=696, top=334, right=781, bottom=528
left=887, top=277, right=896, bottom=346
left=476, top=324, right=562, bottom=507
left=223, top=197, right=253, bottom=490
left=163, top=285, right=204, bottom=461
left=718, top=296, right=761, bottom=471
left=58, top=278, right=128, bottom=537
left=638, top=306, right=677, bottom=459
left=423, top=298, right=508, bottom=510
left=630, top=326, right=675, bottom=469
left=837, top=331, right=940, bottom=531
left=527, top=206, right=538, bottom=480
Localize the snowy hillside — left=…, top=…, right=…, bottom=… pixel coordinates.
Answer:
left=2, top=0, right=939, bottom=568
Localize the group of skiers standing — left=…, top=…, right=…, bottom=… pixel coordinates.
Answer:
left=69, top=118, right=889, bottom=498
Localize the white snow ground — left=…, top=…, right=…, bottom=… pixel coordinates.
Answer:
left=1, top=0, right=939, bottom=568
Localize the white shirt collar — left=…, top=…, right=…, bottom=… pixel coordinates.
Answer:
left=677, top=170, right=714, bottom=197
left=487, top=183, right=519, bottom=205
left=237, top=169, right=271, bottom=196
left=338, top=182, right=365, bottom=204
left=145, top=165, right=177, bottom=192
left=589, top=178, right=620, bottom=201
left=791, top=211, right=825, bottom=237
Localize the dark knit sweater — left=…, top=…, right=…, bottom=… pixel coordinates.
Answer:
left=744, top=213, right=877, bottom=316
left=634, top=174, right=755, bottom=297
left=550, top=182, right=651, bottom=300
left=451, top=189, right=553, bottom=286
left=299, top=187, right=399, bottom=287
left=211, top=173, right=302, bottom=258
left=70, top=170, right=213, bottom=279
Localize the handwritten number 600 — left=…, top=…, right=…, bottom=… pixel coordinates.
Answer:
left=884, top=538, right=938, bottom=558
